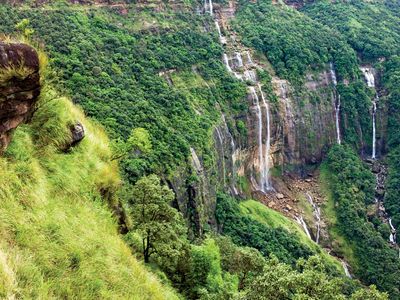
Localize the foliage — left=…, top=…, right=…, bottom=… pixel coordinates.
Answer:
left=240, top=255, right=388, bottom=300
left=382, top=56, right=400, bottom=228
left=233, top=0, right=359, bottom=82
left=326, top=145, right=400, bottom=298
left=216, top=193, right=314, bottom=265
left=303, top=1, right=400, bottom=60
left=0, top=89, right=178, bottom=299
left=0, top=6, right=247, bottom=184
left=128, top=174, right=186, bottom=263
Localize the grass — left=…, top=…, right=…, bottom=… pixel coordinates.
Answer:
left=0, top=88, right=179, bottom=299
left=239, top=200, right=344, bottom=274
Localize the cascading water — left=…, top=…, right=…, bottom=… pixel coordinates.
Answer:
left=330, top=63, right=341, bottom=144
left=244, top=70, right=257, bottom=82
left=341, top=261, right=352, bottom=278
left=361, top=67, right=378, bottom=159
left=223, top=53, right=232, bottom=73
left=215, top=127, right=226, bottom=185
left=306, top=192, right=321, bottom=244
left=204, top=0, right=213, bottom=15
left=372, top=100, right=377, bottom=159
left=246, top=51, right=253, bottom=65
left=235, top=52, right=243, bottom=68
left=222, top=113, right=238, bottom=195
left=389, top=218, right=397, bottom=244
left=295, top=216, right=312, bottom=240
left=215, top=21, right=222, bottom=38
left=361, top=68, right=375, bottom=88
left=258, top=84, right=272, bottom=191
left=250, top=86, right=266, bottom=192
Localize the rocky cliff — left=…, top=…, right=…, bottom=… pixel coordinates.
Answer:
left=0, top=41, right=40, bottom=152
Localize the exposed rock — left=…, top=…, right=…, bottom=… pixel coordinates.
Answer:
left=276, top=193, right=285, bottom=199
left=0, top=41, right=40, bottom=152
left=70, top=122, right=85, bottom=145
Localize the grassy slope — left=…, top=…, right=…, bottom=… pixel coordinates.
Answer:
left=0, top=88, right=178, bottom=299
left=239, top=200, right=344, bottom=274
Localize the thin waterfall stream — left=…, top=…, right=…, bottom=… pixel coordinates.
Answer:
left=306, top=192, right=321, bottom=244
left=330, top=63, right=341, bottom=144
left=361, top=67, right=378, bottom=159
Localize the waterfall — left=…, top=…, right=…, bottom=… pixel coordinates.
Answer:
left=335, top=95, right=341, bottom=145
left=361, top=68, right=375, bottom=88
left=258, top=84, right=272, bottom=191
left=372, top=99, right=377, bottom=159
left=235, top=52, right=243, bottom=68
left=244, top=70, right=257, bottom=82
left=223, top=54, right=232, bottom=73
left=250, top=86, right=266, bottom=192
left=361, top=67, right=379, bottom=159
left=341, top=261, right=352, bottom=278
left=306, top=192, right=321, bottom=244
left=295, top=216, right=312, bottom=240
left=389, top=218, right=397, bottom=244
left=215, top=127, right=226, bottom=185
left=215, top=21, right=222, bottom=37
left=222, top=113, right=238, bottom=195
left=330, top=62, right=337, bottom=86
left=209, top=0, right=213, bottom=15
left=330, top=63, right=341, bottom=144
left=246, top=51, right=253, bottom=66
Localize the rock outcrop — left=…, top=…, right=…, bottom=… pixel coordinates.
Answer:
left=0, top=41, right=40, bottom=152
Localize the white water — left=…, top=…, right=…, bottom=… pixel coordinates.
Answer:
left=246, top=51, right=253, bottom=66
left=215, top=127, right=226, bottom=185
left=306, top=192, right=321, bottom=244
left=330, top=62, right=338, bottom=86
left=335, top=95, right=341, bottom=145
left=244, top=70, right=257, bottom=82
left=208, top=0, right=213, bottom=15
left=361, top=67, right=379, bottom=158
left=341, top=261, right=352, bottom=278
left=295, top=216, right=312, bottom=240
left=250, top=87, right=266, bottom=192
left=223, top=54, right=232, bottom=73
left=258, top=84, right=272, bottom=191
left=215, top=21, right=222, bottom=38
left=389, top=218, right=397, bottom=244
left=361, top=68, right=375, bottom=88
left=330, top=63, right=341, bottom=144
left=222, top=114, right=238, bottom=195
left=235, top=52, right=243, bottom=68
left=372, top=99, right=377, bottom=159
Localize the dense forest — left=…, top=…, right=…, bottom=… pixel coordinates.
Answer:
left=0, top=0, right=400, bottom=299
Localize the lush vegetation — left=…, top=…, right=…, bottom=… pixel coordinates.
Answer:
left=325, top=145, right=400, bottom=298
left=0, top=87, right=178, bottom=299
left=383, top=56, right=400, bottom=228
left=303, top=1, right=400, bottom=60
left=1, top=1, right=400, bottom=299
left=234, top=0, right=358, bottom=81
left=0, top=5, right=246, bottom=184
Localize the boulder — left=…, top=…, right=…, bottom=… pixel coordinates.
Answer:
left=0, top=41, right=40, bottom=152
left=70, top=122, right=85, bottom=145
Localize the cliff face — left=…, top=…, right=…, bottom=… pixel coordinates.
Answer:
left=0, top=42, right=40, bottom=152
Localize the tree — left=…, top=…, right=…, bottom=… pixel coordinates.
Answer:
left=241, top=256, right=388, bottom=300
left=130, top=174, right=186, bottom=263
left=15, top=19, right=34, bottom=39
left=111, top=127, right=151, bottom=161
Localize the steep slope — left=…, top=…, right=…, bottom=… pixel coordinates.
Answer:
left=0, top=1, right=399, bottom=298
left=0, top=41, right=178, bottom=299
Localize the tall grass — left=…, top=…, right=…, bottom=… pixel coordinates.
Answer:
left=0, top=89, right=179, bottom=299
